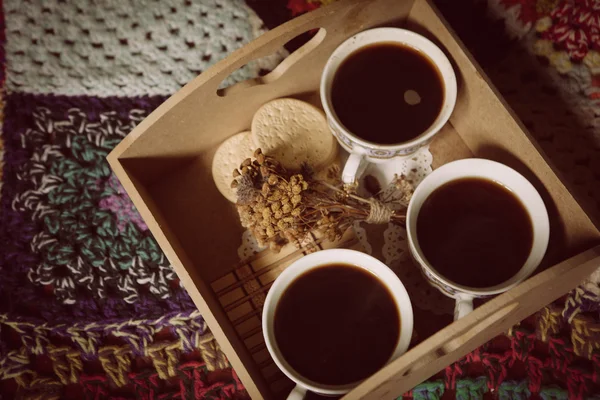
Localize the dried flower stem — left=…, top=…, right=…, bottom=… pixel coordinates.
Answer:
left=232, top=149, right=412, bottom=252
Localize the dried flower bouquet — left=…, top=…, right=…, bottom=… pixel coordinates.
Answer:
left=232, top=149, right=414, bottom=252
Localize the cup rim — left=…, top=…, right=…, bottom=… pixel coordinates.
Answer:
left=406, top=158, right=550, bottom=296
left=262, top=248, right=414, bottom=395
left=319, top=27, right=457, bottom=150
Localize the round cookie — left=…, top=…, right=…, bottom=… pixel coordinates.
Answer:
left=212, top=131, right=255, bottom=203
left=251, top=98, right=337, bottom=171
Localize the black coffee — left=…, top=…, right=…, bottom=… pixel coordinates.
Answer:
left=331, top=42, right=444, bottom=145
left=417, top=178, right=533, bottom=288
left=273, top=264, right=400, bottom=386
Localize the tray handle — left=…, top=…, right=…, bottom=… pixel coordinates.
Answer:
left=345, top=244, right=600, bottom=399
left=378, top=302, right=518, bottom=384
left=190, top=0, right=407, bottom=95
left=198, top=11, right=332, bottom=94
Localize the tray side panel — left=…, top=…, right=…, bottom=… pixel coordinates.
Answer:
left=345, top=244, right=600, bottom=399
left=409, top=0, right=600, bottom=252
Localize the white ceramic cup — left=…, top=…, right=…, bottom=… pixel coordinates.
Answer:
left=406, top=158, right=550, bottom=320
left=262, top=249, right=413, bottom=399
left=320, top=27, right=457, bottom=185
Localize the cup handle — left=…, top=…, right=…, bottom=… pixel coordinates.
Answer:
left=454, top=294, right=474, bottom=320
left=286, top=384, right=307, bottom=400
left=342, top=152, right=367, bottom=185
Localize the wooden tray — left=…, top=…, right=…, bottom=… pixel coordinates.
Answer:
left=107, top=0, right=600, bottom=398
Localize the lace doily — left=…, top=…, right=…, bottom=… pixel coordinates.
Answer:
left=356, top=145, right=433, bottom=198
left=4, top=0, right=287, bottom=97
left=237, top=221, right=374, bottom=259
left=238, top=229, right=266, bottom=261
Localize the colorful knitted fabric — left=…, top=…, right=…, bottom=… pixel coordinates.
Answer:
left=0, top=0, right=287, bottom=398
left=0, top=94, right=242, bottom=398
left=3, top=0, right=600, bottom=399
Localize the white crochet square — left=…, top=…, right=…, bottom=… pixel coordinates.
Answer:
left=4, top=0, right=287, bottom=97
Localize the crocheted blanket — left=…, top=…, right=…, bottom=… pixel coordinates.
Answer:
left=0, top=1, right=284, bottom=398
left=1, top=0, right=600, bottom=399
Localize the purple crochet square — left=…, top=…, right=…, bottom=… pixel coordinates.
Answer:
left=0, top=93, right=195, bottom=323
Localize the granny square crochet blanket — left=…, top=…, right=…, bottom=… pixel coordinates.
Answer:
left=2, top=0, right=600, bottom=399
